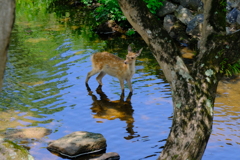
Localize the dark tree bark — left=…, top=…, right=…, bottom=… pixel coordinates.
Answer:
left=117, top=0, right=240, bottom=159
left=0, top=0, right=15, bottom=91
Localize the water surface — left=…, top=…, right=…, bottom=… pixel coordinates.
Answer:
left=0, top=1, right=239, bottom=160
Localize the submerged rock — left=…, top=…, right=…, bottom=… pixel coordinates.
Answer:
left=4, top=127, right=52, bottom=143
left=90, top=152, right=120, bottom=160
left=0, top=138, right=34, bottom=160
left=47, top=131, right=107, bottom=158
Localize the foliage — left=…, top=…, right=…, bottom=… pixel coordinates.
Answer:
left=80, top=0, right=164, bottom=24
left=219, top=0, right=227, bottom=12
left=95, top=0, right=125, bottom=22
left=2, top=0, right=105, bottom=114
left=144, top=0, right=164, bottom=14
left=218, top=49, right=240, bottom=76
left=220, top=59, right=240, bottom=76
left=126, top=28, right=136, bottom=36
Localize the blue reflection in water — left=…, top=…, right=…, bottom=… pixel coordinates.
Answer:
left=0, top=4, right=239, bottom=160
left=1, top=32, right=172, bottom=159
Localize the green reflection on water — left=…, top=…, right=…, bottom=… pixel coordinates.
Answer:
left=0, top=0, right=161, bottom=130
left=0, top=0, right=105, bottom=129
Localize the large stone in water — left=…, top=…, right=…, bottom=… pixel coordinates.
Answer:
left=0, top=138, right=34, bottom=160
left=90, top=152, right=120, bottom=160
left=47, top=131, right=107, bottom=158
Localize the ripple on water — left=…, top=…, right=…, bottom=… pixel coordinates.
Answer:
left=2, top=5, right=240, bottom=159
left=203, top=80, right=240, bottom=160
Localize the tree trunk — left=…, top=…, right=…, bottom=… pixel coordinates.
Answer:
left=0, top=0, right=15, bottom=91
left=117, top=0, right=240, bottom=159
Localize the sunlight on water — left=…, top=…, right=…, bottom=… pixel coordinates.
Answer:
left=0, top=1, right=239, bottom=160
left=203, top=79, right=240, bottom=160
left=0, top=3, right=171, bottom=159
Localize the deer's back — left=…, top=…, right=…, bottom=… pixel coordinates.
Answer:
left=92, top=52, right=125, bottom=67
left=91, top=52, right=130, bottom=78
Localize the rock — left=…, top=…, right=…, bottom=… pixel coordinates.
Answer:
left=175, top=5, right=194, bottom=25
left=227, top=8, right=240, bottom=23
left=226, top=27, right=231, bottom=34
left=179, top=0, right=203, bottom=11
left=180, top=47, right=195, bottom=59
left=47, top=131, right=107, bottom=158
left=227, top=2, right=233, bottom=11
left=163, top=15, right=176, bottom=32
left=4, top=127, right=52, bottom=143
left=90, top=152, right=120, bottom=160
left=95, top=20, right=124, bottom=34
left=231, top=8, right=240, bottom=23
left=171, top=0, right=180, bottom=3
left=169, top=21, right=191, bottom=44
left=228, top=0, right=240, bottom=9
left=186, top=14, right=204, bottom=36
left=0, top=138, right=34, bottom=160
left=157, top=1, right=177, bottom=17
left=226, top=23, right=240, bottom=34
left=237, top=12, right=240, bottom=24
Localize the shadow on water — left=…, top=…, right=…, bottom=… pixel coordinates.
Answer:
left=86, top=84, right=140, bottom=140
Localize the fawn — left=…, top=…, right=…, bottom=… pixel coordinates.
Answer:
left=85, top=45, right=143, bottom=93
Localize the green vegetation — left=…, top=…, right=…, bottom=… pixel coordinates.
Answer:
left=1, top=139, right=32, bottom=159
left=94, top=0, right=125, bottom=22
left=220, top=59, right=240, bottom=76
left=126, top=28, right=136, bottom=36
left=80, top=0, right=164, bottom=23
left=218, top=49, right=240, bottom=76
left=144, top=0, right=164, bottom=14
left=79, top=0, right=164, bottom=37
left=2, top=0, right=159, bottom=115
left=0, top=0, right=106, bottom=125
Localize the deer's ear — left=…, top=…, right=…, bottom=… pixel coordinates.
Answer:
left=136, top=48, right=143, bottom=56
left=128, top=45, right=132, bottom=53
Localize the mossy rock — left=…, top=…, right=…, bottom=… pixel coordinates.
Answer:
left=0, top=138, right=34, bottom=160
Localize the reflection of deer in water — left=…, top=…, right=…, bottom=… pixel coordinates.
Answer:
left=86, top=84, right=139, bottom=140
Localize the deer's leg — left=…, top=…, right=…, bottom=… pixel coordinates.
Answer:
left=86, top=70, right=99, bottom=84
left=96, top=71, right=106, bottom=86
left=126, top=79, right=133, bottom=93
left=119, top=79, right=125, bottom=93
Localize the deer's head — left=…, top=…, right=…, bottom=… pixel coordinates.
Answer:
left=124, top=45, right=143, bottom=64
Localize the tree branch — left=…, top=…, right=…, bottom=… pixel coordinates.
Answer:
left=117, top=0, right=189, bottom=83
left=0, top=0, right=15, bottom=91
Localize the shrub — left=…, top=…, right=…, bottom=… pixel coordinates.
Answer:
left=80, top=0, right=164, bottom=23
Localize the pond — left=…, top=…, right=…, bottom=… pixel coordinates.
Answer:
left=0, top=1, right=239, bottom=160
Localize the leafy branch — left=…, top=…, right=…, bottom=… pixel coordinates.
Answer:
left=80, top=0, right=164, bottom=23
